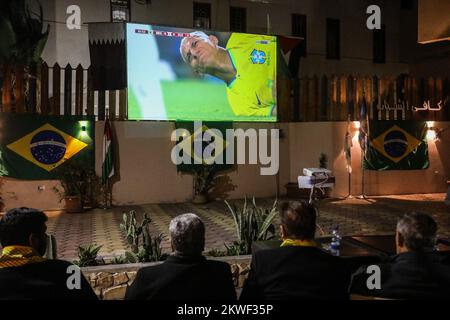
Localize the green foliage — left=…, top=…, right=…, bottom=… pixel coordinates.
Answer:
left=205, top=248, right=227, bottom=257
left=43, top=234, right=57, bottom=260
left=319, top=153, right=328, bottom=169
left=84, top=173, right=107, bottom=208
left=0, top=0, right=50, bottom=66
left=193, top=164, right=218, bottom=196
left=122, top=234, right=165, bottom=263
left=0, top=178, right=4, bottom=212
left=74, top=244, right=102, bottom=267
left=225, top=241, right=248, bottom=256
left=110, top=255, right=127, bottom=265
left=224, top=197, right=278, bottom=255
left=53, top=165, right=102, bottom=207
left=119, top=211, right=165, bottom=263
left=120, top=210, right=144, bottom=253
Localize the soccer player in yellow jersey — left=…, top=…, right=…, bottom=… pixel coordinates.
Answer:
left=180, top=31, right=277, bottom=118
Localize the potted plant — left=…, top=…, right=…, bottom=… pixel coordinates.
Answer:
left=319, top=153, right=328, bottom=169
left=84, top=172, right=107, bottom=209
left=53, top=165, right=92, bottom=213
left=192, top=164, right=217, bottom=204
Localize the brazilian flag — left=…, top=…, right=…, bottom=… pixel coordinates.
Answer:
left=174, top=122, right=233, bottom=173
left=363, top=121, right=429, bottom=171
left=0, top=113, right=95, bottom=180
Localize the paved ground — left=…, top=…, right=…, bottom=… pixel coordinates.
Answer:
left=44, top=193, right=450, bottom=261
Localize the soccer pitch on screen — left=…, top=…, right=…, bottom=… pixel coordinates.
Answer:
left=126, top=23, right=277, bottom=122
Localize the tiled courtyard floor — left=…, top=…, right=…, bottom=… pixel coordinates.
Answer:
left=44, top=193, right=450, bottom=261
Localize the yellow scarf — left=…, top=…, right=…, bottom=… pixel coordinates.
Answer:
left=280, top=238, right=318, bottom=248
left=0, top=246, right=46, bottom=269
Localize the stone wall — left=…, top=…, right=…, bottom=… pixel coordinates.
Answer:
left=81, top=256, right=251, bottom=300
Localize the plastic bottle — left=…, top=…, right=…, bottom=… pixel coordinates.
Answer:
left=330, top=226, right=341, bottom=251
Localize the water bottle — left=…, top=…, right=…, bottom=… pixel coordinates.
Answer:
left=330, top=226, right=341, bottom=251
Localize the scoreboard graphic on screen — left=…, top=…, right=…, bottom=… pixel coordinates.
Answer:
left=126, top=23, right=277, bottom=122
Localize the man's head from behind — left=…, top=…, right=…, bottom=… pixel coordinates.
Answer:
left=396, top=211, right=437, bottom=254
left=0, top=207, right=48, bottom=256
left=179, top=31, right=220, bottom=75
left=169, top=213, right=205, bottom=256
left=279, top=201, right=317, bottom=240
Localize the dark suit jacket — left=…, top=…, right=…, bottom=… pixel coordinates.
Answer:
left=0, top=260, right=97, bottom=300
left=240, top=246, right=350, bottom=300
left=125, top=254, right=237, bottom=300
left=350, top=251, right=450, bottom=299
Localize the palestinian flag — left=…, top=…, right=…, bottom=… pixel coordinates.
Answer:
left=102, top=119, right=115, bottom=184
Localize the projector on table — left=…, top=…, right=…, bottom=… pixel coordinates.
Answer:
left=298, top=168, right=335, bottom=189
left=303, top=168, right=332, bottom=177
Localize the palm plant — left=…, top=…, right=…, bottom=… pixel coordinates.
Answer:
left=224, top=197, right=278, bottom=255
left=0, top=0, right=50, bottom=108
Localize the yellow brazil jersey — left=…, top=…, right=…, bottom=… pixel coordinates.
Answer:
left=226, top=33, right=277, bottom=117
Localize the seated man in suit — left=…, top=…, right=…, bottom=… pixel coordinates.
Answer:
left=350, top=212, right=450, bottom=299
left=0, top=207, right=97, bottom=300
left=240, top=201, right=350, bottom=300
left=125, top=213, right=236, bottom=300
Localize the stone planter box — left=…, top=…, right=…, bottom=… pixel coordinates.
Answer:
left=81, top=255, right=251, bottom=300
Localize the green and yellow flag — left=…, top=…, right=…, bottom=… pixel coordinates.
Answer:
left=0, top=113, right=95, bottom=180
left=363, top=121, right=429, bottom=171
left=174, top=122, right=233, bottom=173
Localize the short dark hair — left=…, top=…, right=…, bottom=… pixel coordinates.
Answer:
left=397, top=211, right=437, bottom=252
left=279, top=201, right=317, bottom=239
left=0, top=207, right=48, bottom=247
left=169, top=213, right=205, bottom=255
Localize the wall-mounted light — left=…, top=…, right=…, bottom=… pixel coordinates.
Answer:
left=426, top=122, right=449, bottom=142
left=78, top=121, right=89, bottom=138
left=426, top=121, right=438, bottom=141
left=426, top=129, right=437, bottom=141
left=352, top=121, right=361, bottom=139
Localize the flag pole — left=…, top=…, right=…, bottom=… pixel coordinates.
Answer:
left=359, top=155, right=371, bottom=202
left=346, top=170, right=352, bottom=199
left=342, top=170, right=353, bottom=200
left=103, top=112, right=112, bottom=209
left=359, top=148, right=368, bottom=200
left=359, top=86, right=370, bottom=201
left=342, top=114, right=353, bottom=200
left=107, top=117, right=113, bottom=209
left=104, top=177, right=109, bottom=209
left=104, top=113, right=109, bottom=209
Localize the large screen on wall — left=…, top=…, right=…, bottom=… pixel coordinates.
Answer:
left=126, top=23, right=277, bottom=121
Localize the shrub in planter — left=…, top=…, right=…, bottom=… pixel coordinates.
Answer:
left=73, top=244, right=103, bottom=267
left=63, top=196, right=83, bottom=213
left=224, top=197, right=278, bottom=255
left=53, top=165, right=102, bottom=212
left=192, top=164, right=219, bottom=204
